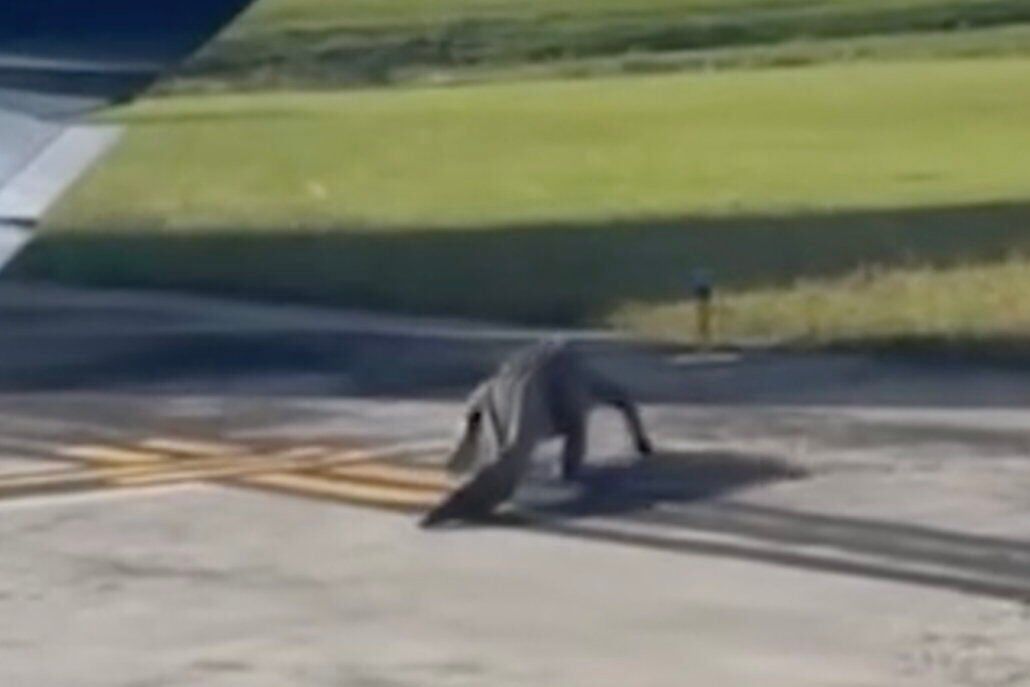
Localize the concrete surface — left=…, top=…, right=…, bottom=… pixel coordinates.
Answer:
left=2, top=283, right=1030, bottom=686
left=3, top=486, right=1027, bottom=687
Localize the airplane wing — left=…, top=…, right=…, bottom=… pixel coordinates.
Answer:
left=0, top=0, right=257, bottom=269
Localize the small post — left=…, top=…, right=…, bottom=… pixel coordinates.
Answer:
left=691, top=270, right=714, bottom=348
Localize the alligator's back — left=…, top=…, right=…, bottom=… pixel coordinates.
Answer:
left=425, top=340, right=649, bottom=527
left=485, top=340, right=578, bottom=446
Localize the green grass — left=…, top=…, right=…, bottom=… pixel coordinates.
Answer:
left=57, top=59, right=1030, bottom=230
left=179, top=0, right=1030, bottom=89
left=29, top=56, right=1030, bottom=345
left=612, top=256, right=1030, bottom=347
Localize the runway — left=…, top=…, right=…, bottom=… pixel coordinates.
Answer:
left=3, top=283, right=1030, bottom=686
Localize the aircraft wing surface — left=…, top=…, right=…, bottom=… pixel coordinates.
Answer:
left=0, top=0, right=257, bottom=269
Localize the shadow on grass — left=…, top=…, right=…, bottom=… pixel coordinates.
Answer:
left=13, top=200, right=1030, bottom=325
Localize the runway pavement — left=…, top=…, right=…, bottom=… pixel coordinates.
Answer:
left=2, top=283, right=1030, bottom=686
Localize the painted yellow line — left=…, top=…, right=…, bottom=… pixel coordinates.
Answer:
left=0, top=462, right=110, bottom=480
left=270, top=446, right=331, bottom=460
left=57, top=445, right=168, bottom=466
left=139, top=438, right=247, bottom=457
left=2, top=443, right=215, bottom=490
left=0, top=456, right=240, bottom=493
left=110, top=452, right=359, bottom=488
left=109, top=459, right=264, bottom=487
left=240, top=472, right=441, bottom=511
left=2, top=439, right=454, bottom=512
left=0, top=456, right=310, bottom=496
left=323, top=463, right=453, bottom=492
left=0, top=469, right=106, bottom=492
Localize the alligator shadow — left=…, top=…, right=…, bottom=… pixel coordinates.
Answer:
left=513, top=449, right=806, bottom=518
left=483, top=450, right=1030, bottom=600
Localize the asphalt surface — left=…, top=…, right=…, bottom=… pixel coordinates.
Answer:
left=3, top=283, right=1030, bottom=686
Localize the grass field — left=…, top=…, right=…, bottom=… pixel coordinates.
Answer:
left=181, top=0, right=1030, bottom=89
left=56, top=59, right=1030, bottom=229
left=23, top=2, right=1030, bottom=346
left=21, top=55, right=1030, bottom=345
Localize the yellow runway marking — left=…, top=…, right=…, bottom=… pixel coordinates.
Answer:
left=0, top=455, right=263, bottom=494
left=1, top=438, right=454, bottom=513
left=322, top=463, right=453, bottom=492
left=139, top=438, right=247, bottom=457
left=0, top=469, right=107, bottom=494
left=240, top=472, right=442, bottom=511
left=57, top=445, right=167, bottom=466
left=110, top=450, right=367, bottom=488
